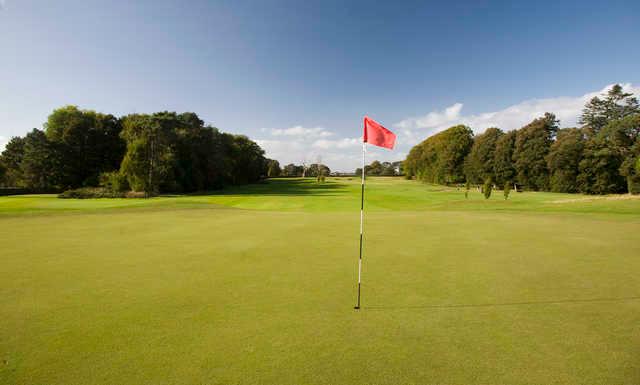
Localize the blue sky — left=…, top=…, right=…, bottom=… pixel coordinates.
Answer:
left=1, top=0, right=639, bottom=171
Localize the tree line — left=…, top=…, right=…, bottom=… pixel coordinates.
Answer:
left=355, top=160, right=403, bottom=176
left=0, top=106, right=270, bottom=195
left=404, top=85, right=640, bottom=194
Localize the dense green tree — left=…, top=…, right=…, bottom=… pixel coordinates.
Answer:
left=513, top=113, right=558, bottom=190
left=546, top=128, right=585, bottom=193
left=577, top=115, right=639, bottom=194
left=20, top=129, right=65, bottom=190
left=267, top=159, right=281, bottom=177
left=120, top=113, right=176, bottom=195
left=282, top=163, right=304, bottom=177
left=464, top=127, right=503, bottom=184
left=222, top=134, right=266, bottom=184
left=0, top=159, right=6, bottom=187
left=579, top=84, right=640, bottom=135
left=405, top=125, right=473, bottom=184
left=306, top=163, right=330, bottom=177
left=493, top=130, right=516, bottom=187
left=0, top=137, right=26, bottom=186
left=483, top=177, right=493, bottom=199
left=45, top=105, right=125, bottom=187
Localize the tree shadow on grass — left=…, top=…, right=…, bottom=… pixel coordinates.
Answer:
left=364, top=296, right=640, bottom=310
left=190, top=178, right=349, bottom=197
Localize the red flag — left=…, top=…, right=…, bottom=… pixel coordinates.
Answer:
left=363, top=116, right=396, bottom=149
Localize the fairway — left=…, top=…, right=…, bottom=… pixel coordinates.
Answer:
left=1, top=177, right=640, bottom=384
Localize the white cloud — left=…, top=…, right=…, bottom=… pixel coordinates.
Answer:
left=257, top=83, right=639, bottom=172
left=395, top=83, right=640, bottom=146
left=265, top=125, right=333, bottom=138
left=0, top=136, right=7, bottom=153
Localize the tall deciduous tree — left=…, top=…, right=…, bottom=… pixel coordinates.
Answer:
left=267, top=159, right=281, bottom=177
left=493, top=130, right=516, bottom=187
left=546, top=128, right=585, bottom=193
left=20, top=129, right=64, bottom=190
left=464, top=127, right=503, bottom=184
left=120, top=113, right=176, bottom=195
left=513, top=113, right=558, bottom=190
left=45, top=105, right=125, bottom=187
left=0, top=137, right=26, bottom=187
left=405, top=125, right=473, bottom=184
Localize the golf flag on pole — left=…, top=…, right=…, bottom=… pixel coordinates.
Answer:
left=355, top=117, right=395, bottom=310
left=364, top=116, right=396, bottom=149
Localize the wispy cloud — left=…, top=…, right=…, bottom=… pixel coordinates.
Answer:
left=0, top=136, right=7, bottom=153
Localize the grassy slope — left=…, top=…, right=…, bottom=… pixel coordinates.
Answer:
left=1, top=178, right=639, bottom=384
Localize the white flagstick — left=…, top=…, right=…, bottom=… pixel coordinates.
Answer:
left=355, top=141, right=366, bottom=310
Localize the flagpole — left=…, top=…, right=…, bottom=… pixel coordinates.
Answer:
left=355, top=141, right=365, bottom=310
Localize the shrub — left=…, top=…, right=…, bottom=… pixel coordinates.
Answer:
left=58, top=187, right=125, bottom=199
left=464, top=180, right=470, bottom=199
left=483, top=178, right=493, bottom=199
left=503, top=182, right=511, bottom=200
left=99, top=171, right=130, bottom=192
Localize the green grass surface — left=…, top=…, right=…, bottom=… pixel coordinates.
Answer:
left=1, top=177, right=640, bottom=384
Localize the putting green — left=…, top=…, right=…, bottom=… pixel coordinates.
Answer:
left=1, top=178, right=639, bottom=384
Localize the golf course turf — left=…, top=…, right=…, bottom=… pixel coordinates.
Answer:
left=1, top=177, right=639, bottom=384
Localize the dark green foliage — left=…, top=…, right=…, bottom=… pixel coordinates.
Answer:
left=99, top=171, right=130, bottom=193
left=0, top=159, right=6, bottom=187
left=1, top=107, right=268, bottom=195
left=0, top=136, right=26, bottom=187
left=464, top=180, right=470, bottom=199
left=120, top=113, right=176, bottom=195
left=483, top=178, right=493, bottom=199
left=20, top=129, right=66, bottom=190
left=306, top=163, right=330, bottom=177
left=503, top=182, right=511, bottom=200
left=464, top=127, right=503, bottom=184
left=546, top=128, right=585, bottom=193
left=579, top=84, right=640, bottom=135
left=357, top=160, right=399, bottom=176
left=267, top=159, right=281, bottom=177
left=282, top=163, right=304, bottom=177
left=45, top=106, right=125, bottom=187
left=578, top=115, right=639, bottom=194
left=405, top=125, right=473, bottom=184
left=513, top=113, right=558, bottom=191
left=493, top=130, right=516, bottom=187
left=58, top=187, right=126, bottom=199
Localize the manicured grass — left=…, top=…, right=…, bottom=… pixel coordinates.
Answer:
left=1, top=178, right=639, bottom=384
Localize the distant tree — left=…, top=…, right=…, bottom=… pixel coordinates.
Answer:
left=223, top=134, right=266, bottom=185
left=577, top=115, right=639, bottom=194
left=306, top=163, right=330, bottom=177
left=579, top=84, right=640, bottom=135
left=513, top=113, right=558, bottom=190
left=0, top=159, right=6, bottom=187
left=405, top=125, right=473, bottom=184
left=546, top=128, right=585, bottom=193
left=0, top=136, right=26, bottom=186
left=464, top=179, right=470, bottom=199
left=483, top=177, right=493, bottom=199
left=503, top=181, right=511, bottom=200
left=464, top=127, right=503, bottom=184
left=45, top=105, right=125, bottom=187
left=20, top=129, right=65, bottom=190
left=120, top=113, right=176, bottom=195
left=366, top=160, right=383, bottom=175
left=493, top=130, right=516, bottom=187
left=282, top=163, right=303, bottom=177
left=266, top=159, right=281, bottom=177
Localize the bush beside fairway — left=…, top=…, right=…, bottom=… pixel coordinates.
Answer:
left=1, top=177, right=639, bottom=384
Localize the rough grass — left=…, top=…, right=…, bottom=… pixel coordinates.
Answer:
left=1, top=177, right=639, bottom=384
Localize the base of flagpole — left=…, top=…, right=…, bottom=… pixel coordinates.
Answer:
left=353, top=306, right=360, bottom=310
